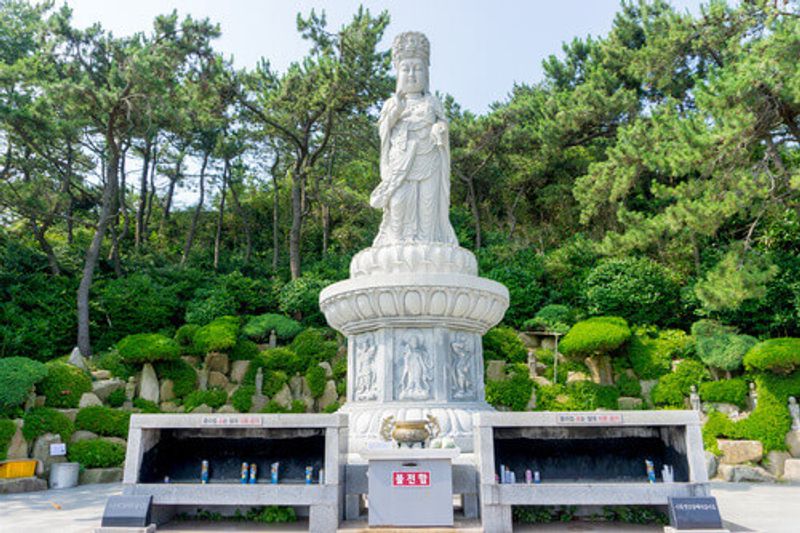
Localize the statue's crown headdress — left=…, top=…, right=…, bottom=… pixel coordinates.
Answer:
left=392, top=32, right=430, bottom=66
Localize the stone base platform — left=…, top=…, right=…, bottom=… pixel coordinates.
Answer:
left=0, top=476, right=47, bottom=494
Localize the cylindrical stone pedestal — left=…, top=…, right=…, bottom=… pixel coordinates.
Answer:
left=320, top=243, right=509, bottom=452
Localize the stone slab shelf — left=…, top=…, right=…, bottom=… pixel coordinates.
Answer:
left=121, top=413, right=348, bottom=533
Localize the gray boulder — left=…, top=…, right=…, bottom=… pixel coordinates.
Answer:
left=717, top=464, right=775, bottom=482
left=718, top=439, right=763, bottom=464
left=786, top=430, right=800, bottom=458
left=78, top=392, right=103, bottom=408
left=272, top=384, right=293, bottom=409
left=319, top=380, right=338, bottom=411
left=6, top=419, right=27, bottom=460
left=617, top=397, right=643, bottom=410
left=79, top=467, right=123, bottom=485
left=204, top=352, right=229, bottom=374
left=138, top=363, right=159, bottom=403
left=318, top=361, right=333, bottom=378
left=705, top=451, right=718, bottom=479
left=230, top=360, right=250, bottom=384
left=159, top=379, right=175, bottom=402
left=67, top=347, right=88, bottom=371
left=32, top=433, right=66, bottom=477
left=92, top=379, right=124, bottom=401
left=69, top=430, right=99, bottom=444
left=486, top=360, right=507, bottom=382
left=764, top=451, right=792, bottom=478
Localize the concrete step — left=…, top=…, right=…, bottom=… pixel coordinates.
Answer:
left=337, top=519, right=483, bottom=532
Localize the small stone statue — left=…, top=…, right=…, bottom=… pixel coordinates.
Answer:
left=689, top=385, right=701, bottom=411
left=789, top=396, right=800, bottom=430
left=255, top=367, right=264, bottom=397
left=527, top=349, right=537, bottom=379
left=749, top=382, right=758, bottom=410
left=269, top=329, right=277, bottom=349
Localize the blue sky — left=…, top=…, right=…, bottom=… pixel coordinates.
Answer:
left=63, top=0, right=706, bottom=113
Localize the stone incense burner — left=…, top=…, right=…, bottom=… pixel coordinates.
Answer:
left=380, top=415, right=440, bottom=448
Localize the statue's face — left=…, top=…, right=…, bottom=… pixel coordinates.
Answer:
left=397, top=58, right=427, bottom=95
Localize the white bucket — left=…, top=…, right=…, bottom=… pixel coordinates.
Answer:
left=49, top=462, right=80, bottom=489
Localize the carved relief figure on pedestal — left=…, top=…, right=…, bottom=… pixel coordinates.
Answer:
left=370, top=32, right=457, bottom=246
left=355, top=333, right=378, bottom=401
left=450, top=332, right=475, bottom=399
left=397, top=333, right=432, bottom=400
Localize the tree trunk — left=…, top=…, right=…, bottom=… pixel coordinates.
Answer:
left=160, top=150, right=184, bottom=236
left=228, top=170, right=252, bottom=263
left=272, top=157, right=281, bottom=271
left=30, top=219, right=60, bottom=276
left=144, top=145, right=158, bottom=237
left=463, top=174, right=482, bottom=249
left=289, top=158, right=305, bottom=280
left=181, top=151, right=208, bottom=266
left=213, top=158, right=229, bottom=271
left=585, top=355, right=614, bottom=385
left=135, top=138, right=152, bottom=250
left=77, top=141, right=120, bottom=358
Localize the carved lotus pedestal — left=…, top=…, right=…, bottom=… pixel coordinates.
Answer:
left=319, top=243, right=509, bottom=453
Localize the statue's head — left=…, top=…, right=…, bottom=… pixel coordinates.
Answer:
left=392, top=32, right=429, bottom=94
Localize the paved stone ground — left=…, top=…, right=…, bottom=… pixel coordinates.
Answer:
left=0, top=481, right=797, bottom=532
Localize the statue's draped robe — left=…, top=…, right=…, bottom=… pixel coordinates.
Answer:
left=370, top=93, right=457, bottom=246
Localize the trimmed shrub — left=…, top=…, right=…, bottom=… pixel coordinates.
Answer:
left=117, top=334, right=181, bottom=364
left=692, top=320, right=756, bottom=372
left=242, top=314, right=303, bottom=343
left=0, top=419, right=17, bottom=461
left=291, top=328, right=338, bottom=368
left=106, top=388, right=125, bottom=408
left=560, top=317, right=631, bottom=357
left=486, top=365, right=534, bottom=411
left=231, top=385, right=255, bottom=413
left=75, top=406, right=130, bottom=439
left=261, top=400, right=305, bottom=414
left=566, top=381, right=620, bottom=410
left=323, top=402, right=340, bottom=413
left=230, top=339, right=260, bottom=361
left=154, top=359, right=197, bottom=398
left=584, top=257, right=681, bottom=326
left=306, top=366, right=327, bottom=399
left=250, top=348, right=302, bottom=376
left=744, top=338, right=800, bottom=375
left=483, top=327, right=527, bottom=363
left=174, top=324, right=202, bottom=355
left=22, top=407, right=74, bottom=442
left=651, top=360, right=710, bottom=408
left=183, top=389, right=227, bottom=412
left=96, top=350, right=137, bottom=380
left=37, top=362, right=92, bottom=408
left=699, top=378, right=748, bottom=409
left=627, top=327, right=692, bottom=380
left=333, top=358, right=347, bottom=381
left=67, top=439, right=125, bottom=468
left=522, top=304, right=575, bottom=334
left=192, top=316, right=240, bottom=354
left=0, top=357, right=47, bottom=410
left=615, top=373, right=642, bottom=397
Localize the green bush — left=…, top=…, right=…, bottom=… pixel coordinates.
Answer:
left=566, top=381, right=620, bottom=410
left=96, top=350, right=137, bottom=380
left=98, top=273, right=179, bottom=347
left=627, top=327, right=692, bottom=380
left=480, top=247, right=547, bottom=327
left=0, top=419, right=17, bottom=461
left=615, top=373, right=642, bottom=397
left=192, top=316, right=240, bottom=354
left=744, top=338, right=800, bottom=375
left=486, top=365, right=534, bottom=411
left=249, top=348, right=303, bottom=376
left=278, top=274, right=332, bottom=324
left=230, top=339, right=260, bottom=361
left=247, top=505, right=297, bottom=523
left=154, top=359, right=197, bottom=398
left=117, top=333, right=181, bottom=364
left=231, top=385, right=255, bottom=413
left=22, top=407, right=74, bottom=442
left=483, top=327, right=527, bottom=363
left=37, top=362, right=92, bottom=408
left=75, top=406, right=131, bottom=438
left=333, top=358, right=347, bottom=381
left=699, top=378, right=748, bottom=409
left=0, top=357, right=47, bottom=410
left=522, top=304, right=575, bottom=334
left=291, top=328, right=338, bottom=368
left=702, top=411, right=734, bottom=454
left=106, top=388, right=126, bottom=408
left=651, top=360, right=710, bottom=408
left=692, top=320, right=757, bottom=372
left=584, top=257, right=681, bottom=326
left=185, top=286, right=237, bottom=326
left=183, top=389, right=228, bottom=412
left=242, top=314, right=303, bottom=342
left=67, top=439, right=125, bottom=468
left=560, top=317, right=631, bottom=358
left=260, top=399, right=305, bottom=414
left=133, top=398, right=161, bottom=413
left=305, top=366, right=327, bottom=399
left=323, top=402, right=340, bottom=413
left=174, top=324, right=202, bottom=355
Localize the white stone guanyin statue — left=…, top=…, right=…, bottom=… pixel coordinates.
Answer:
left=370, top=32, right=457, bottom=246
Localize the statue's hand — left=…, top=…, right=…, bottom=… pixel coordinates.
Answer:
left=431, top=121, right=448, bottom=146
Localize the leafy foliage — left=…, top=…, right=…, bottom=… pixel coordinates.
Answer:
left=483, top=326, right=527, bottom=363
left=627, top=327, right=692, bottom=379
left=67, top=439, right=126, bottom=468
left=692, top=320, right=756, bottom=372
left=522, top=304, right=575, bottom=334
left=192, top=316, right=240, bottom=354
left=560, top=317, right=631, bottom=358
left=290, top=328, right=338, bottom=368
left=277, top=274, right=331, bottom=325
left=118, top=333, right=181, bottom=364
left=242, top=314, right=303, bottom=343
left=0, top=357, right=47, bottom=410
left=22, top=407, right=74, bottom=442
left=37, top=362, right=92, bottom=408
left=154, top=359, right=197, bottom=398
left=651, top=360, right=710, bottom=408
left=0, top=419, right=17, bottom=461
left=744, top=338, right=800, bottom=375
left=183, top=389, right=228, bottom=412
left=230, top=339, right=260, bottom=361
left=486, top=364, right=534, bottom=411
left=698, top=378, right=748, bottom=409
left=75, top=406, right=130, bottom=438
left=305, top=365, right=327, bottom=399
left=231, top=385, right=255, bottom=413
